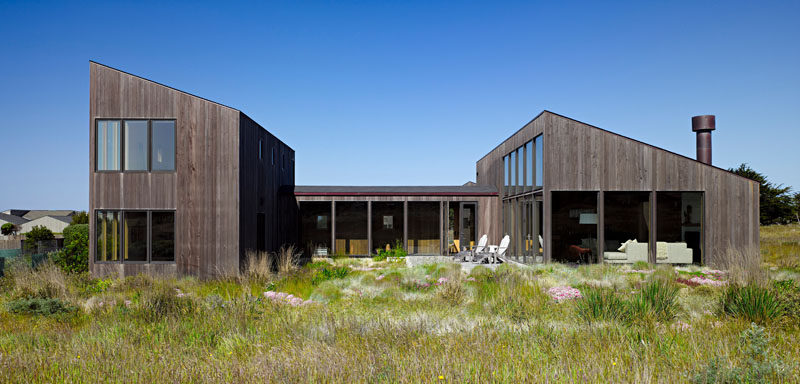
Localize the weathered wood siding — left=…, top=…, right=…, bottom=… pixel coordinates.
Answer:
left=238, top=113, right=297, bottom=263
left=477, top=111, right=759, bottom=265
left=89, top=62, right=240, bottom=278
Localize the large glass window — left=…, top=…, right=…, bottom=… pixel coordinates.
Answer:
left=124, top=211, right=148, bottom=261
left=96, top=210, right=121, bottom=261
left=551, top=191, right=598, bottom=263
left=372, top=202, right=404, bottom=253
left=657, top=192, right=703, bottom=264
left=408, top=202, right=440, bottom=254
left=509, top=150, right=516, bottom=196
left=535, top=135, right=543, bottom=188
left=603, top=192, right=651, bottom=264
left=300, top=202, right=332, bottom=257
left=335, top=202, right=368, bottom=255
left=123, top=120, right=148, bottom=171
left=151, top=120, right=175, bottom=171
left=96, top=120, right=121, bottom=171
left=151, top=211, right=175, bottom=262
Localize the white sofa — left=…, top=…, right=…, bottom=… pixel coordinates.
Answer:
left=603, top=241, right=693, bottom=264
left=656, top=242, right=693, bottom=264
left=603, top=241, right=648, bottom=264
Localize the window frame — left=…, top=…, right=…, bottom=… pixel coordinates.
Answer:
left=94, top=118, right=177, bottom=173
left=95, top=120, right=122, bottom=173
left=93, top=209, right=176, bottom=264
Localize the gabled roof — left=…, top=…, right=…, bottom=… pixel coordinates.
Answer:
left=481, top=110, right=756, bottom=184
left=0, top=213, right=29, bottom=225
left=22, top=210, right=75, bottom=221
left=295, top=185, right=498, bottom=196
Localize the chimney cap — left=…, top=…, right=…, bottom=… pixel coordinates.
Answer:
left=692, top=115, right=715, bottom=132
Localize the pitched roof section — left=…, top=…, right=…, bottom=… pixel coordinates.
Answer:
left=0, top=213, right=29, bottom=225
left=90, top=61, right=239, bottom=112
left=295, top=185, right=498, bottom=196
left=22, top=210, right=76, bottom=221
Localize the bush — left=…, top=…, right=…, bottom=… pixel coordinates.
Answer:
left=575, top=287, right=628, bottom=323
left=1, top=222, right=17, bottom=236
left=721, top=284, right=784, bottom=324
left=6, top=297, right=77, bottom=316
left=311, top=266, right=349, bottom=285
left=52, top=224, right=89, bottom=273
left=627, top=279, right=680, bottom=323
left=70, top=211, right=89, bottom=225
left=373, top=240, right=407, bottom=261
left=23, top=225, right=54, bottom=251
left=436, top=277, right=466, bottom=305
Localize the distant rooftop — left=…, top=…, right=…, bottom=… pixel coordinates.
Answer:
left=294, top=185, right=498, bottom=196
left=0, top=213, right=29, bottom=225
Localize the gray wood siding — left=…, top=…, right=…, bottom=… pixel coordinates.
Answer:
left=89, top=62, right=240, bottom=278
left=239, top=113, right=297, bottom=263
left=477, top=111, right=759, bottom=265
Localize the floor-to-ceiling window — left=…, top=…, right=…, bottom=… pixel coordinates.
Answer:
left=300, top=202, right=331, bottom=257
left=603, top=192, right=651, bottom=263
left=500, top=134, right=544, bottom=260
left=657, top=192, right=703, bottom=264
left=372, top=202, right=404, bottom=253
left=551, top=191, right=598, bottom=263
left=408, top=202, right=439, bottom=254
left=335, top=202, right=368, bottom=256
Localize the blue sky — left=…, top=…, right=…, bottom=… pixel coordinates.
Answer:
left=0, top=0, right=798, bottom=211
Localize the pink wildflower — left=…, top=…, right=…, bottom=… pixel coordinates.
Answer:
left=376, top=274, right=385, bottom=281
left=465, top=277, right=476, bottom=282
left=547, top=286, right=582, bottom=302
left=688, top=276, right=726, bottom=287
left=671, top=321, right=692, bottom=332
left=124, top=300, right=132, bottom=307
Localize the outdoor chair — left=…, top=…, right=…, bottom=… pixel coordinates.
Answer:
left=475, top=235, right=509, bottom=264
left=456, top=234, right=489, bottom=261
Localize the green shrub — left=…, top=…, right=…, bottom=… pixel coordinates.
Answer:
left=1, top=222, right=17, bottom=236
left=436, top=277, right=466, bottom=305
left=6, top=297, right=77, bottom=316
left=575, top=287, right=628, bottom=323
left=23, top=225, right=55, bottom=251
left=720, top=284, right=784, bottom=324
left=373, top=240, right=407, bottom=261
left=628, top=279, right=680, bottom=323
left=52, top=224, right=89, bottom=273
left=469, top=266, right=495, bottom=281
left=70, top=211, right=89, bottom=225
left=311, top=266, right=349, bottom=285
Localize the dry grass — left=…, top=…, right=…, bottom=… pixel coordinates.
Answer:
left=761, top=223, right=800, bottom=270
left=276, top=245, right=300, bottom=274
left=0, top=230, right=798, bottom=382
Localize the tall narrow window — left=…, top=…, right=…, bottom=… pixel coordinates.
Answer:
left=525, top=141, right=533, bottom=191
left=535, top=135, right=543, bottom=188
left=259, top=139, right=263, bottom=160
left=151, top=211, right=175, bottom=261
left=509, top=151, right=516, bottom=195
left=124, top=120, right=148, bottom=171
left=124, top=211, right=148, bottom=261
left=95, top=210, right=121, bottom=261
left=151, top=120, right=175, bottom=171
left=503, top=155, right=509, bottom=196
left=96, top=120, right=121, bottom=171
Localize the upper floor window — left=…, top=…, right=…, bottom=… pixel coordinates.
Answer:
left=96, top=119, right=175, bottom=172
left=97, top=120, right=121, bottom=171
left=259, top=139, right=263, bottom=160
left=151, top=120, right=175, bottom=171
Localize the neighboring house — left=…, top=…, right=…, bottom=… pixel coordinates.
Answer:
left=18, top=215, right=72, bottom=235
left=89, top=62, right=758, bottom=278
left=0, top=213, right=29, bottom=240
left=21, top=210, right=75, bottom=221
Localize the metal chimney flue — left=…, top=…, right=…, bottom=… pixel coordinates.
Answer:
left=692, top=115, right=715, bottom=165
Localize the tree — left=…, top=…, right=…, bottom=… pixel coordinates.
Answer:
left=24, top=225, right=55, bottom=251
left=70, top=211, right=89, bottom=225
left=729, top=163, right=797, bottom=225
left=53, top=224, right=89, bottom=273
left=1, top=223, right=17, bottom=236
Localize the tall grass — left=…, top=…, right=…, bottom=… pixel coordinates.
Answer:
left=575, top=287, right=627, bottom=323
left=627, top=279, right=680, bottom=323
left=720, top=284, right=784, bottom=324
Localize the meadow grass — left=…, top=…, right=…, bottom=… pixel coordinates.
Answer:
left=0, top=227, right=798, bottom=383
